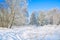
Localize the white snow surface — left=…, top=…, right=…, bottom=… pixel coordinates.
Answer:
left=0, top=25, right=60, bottom=40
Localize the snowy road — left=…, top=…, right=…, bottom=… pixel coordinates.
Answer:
left=0, top=25, right=60, bottom=40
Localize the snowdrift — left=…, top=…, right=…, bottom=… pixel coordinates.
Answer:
left=0, top=25, right=60, bottom=40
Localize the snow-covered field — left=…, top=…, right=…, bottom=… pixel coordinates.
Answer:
left=0, top=25, right=60, bottom=40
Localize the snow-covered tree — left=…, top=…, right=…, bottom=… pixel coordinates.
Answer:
left=0, top=3, right=10, bottom=27
left=5, top=0, right=28, bottom=28
left=46, top=11, right=53, bottom=25
left=46, top=8, right=56, bottom=25
left=53, top=9, right=60, bottom=25
left=5, top=0, right=17, bottom=28
left=30, top=11, right=38, bottom=25
left=46, top=8, right=60, bottom=25
left=14, top=0, right=28, bottom=26
left=38, top=11, right=45, bottom=26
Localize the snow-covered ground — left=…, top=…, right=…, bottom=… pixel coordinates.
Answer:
left=0, top=25, right=60, bottom=40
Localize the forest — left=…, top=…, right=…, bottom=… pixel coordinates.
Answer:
left=0, top=0, right=60, bottom=28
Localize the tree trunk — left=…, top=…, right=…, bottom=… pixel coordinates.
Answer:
left=8, top=8, right=15, bottom=28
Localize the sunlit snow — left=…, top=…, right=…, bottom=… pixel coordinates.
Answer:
left=0, top=25, right=60, bottom=40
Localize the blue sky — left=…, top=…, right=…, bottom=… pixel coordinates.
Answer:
left=0, top=0, right=5, bottom=2
left=0, top=0, right=60, bottom=14
left=28, top=0, right=60, bottom=14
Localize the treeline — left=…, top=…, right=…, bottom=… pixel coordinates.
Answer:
left=30, top=8, right=60, bottom=26
left=0, top=0, right=28, bottom=28
left=0, top=0, right=60, bottom=28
